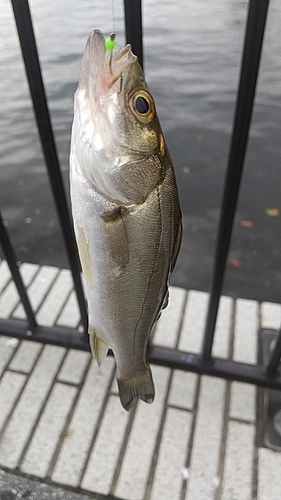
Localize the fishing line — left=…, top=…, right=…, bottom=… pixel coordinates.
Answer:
left=105, top=0, right=117, bottom=60
left=111, top=0, right=116, bottom=34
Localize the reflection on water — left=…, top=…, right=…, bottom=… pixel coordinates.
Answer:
left=0, top=0, right=281, bottom=303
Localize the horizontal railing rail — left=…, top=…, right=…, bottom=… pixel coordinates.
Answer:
left=1, top=0, right=281, bottom=390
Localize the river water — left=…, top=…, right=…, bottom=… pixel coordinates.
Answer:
left=1, top=0, right=281, bottom=303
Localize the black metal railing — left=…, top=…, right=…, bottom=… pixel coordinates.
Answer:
left=1, top=0, right=281, bottom=390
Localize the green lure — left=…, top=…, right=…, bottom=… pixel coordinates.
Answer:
left=105, top=33, right=117, bottom=51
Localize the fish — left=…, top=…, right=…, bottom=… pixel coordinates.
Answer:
left=70, top=29, right=182, bottom=411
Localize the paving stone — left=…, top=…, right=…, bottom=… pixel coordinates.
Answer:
left=178, top=290, right=209, bottom=353
left=12, top=265, right=59, bottom=319
left=258, top=448, right=281, bottom=500
left=36, top=269, right=73, bottom=326
left=0, top=281, right=20, bottom=318
left=11, top=263, right=39, bottom=320
left=21, top=382, right=77, bottom=477
left=221, top=420, right=255, bottom=500
left=261, top=301, right=281, bottom=330
left=233, top=298, right=259, bottom=364
left=0, top=260, right=12, bottom=293
left=0, top=336, right=19, bottom=377
left=186, top=376, right=226, bottom=500
left=8, top=340, right=42, bottom=373
left=0, top=371, right=26, bottom=429
left=51, top=356, right=115, bottom=487
left=57, top=349, right=91, bottom=385
left=150, top=408, right=192, bottom=500
left=57, top=290, right=80, bottom=328
left=0, top=260, right=39, bottom=293
left=81, top=395, right=130, bottom=494
left=213, top=295, right=233, bottom=358
left=19, top=262, right=39, bottom=283
left=153, top=286, right=187, bottom=347
left=3, top=259, right=281, bottom=500
left=168, top=370, right=198, bottom=410
left=0, top=345, right=65, bottom=469
left=114, top=366, right=171, bottom=500
left=229, top=381, right=256, bottom=423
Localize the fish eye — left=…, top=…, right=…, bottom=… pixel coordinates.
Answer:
left=129, top=90, right=155, bottom=124
left=135, top=96, right=149, bottom=114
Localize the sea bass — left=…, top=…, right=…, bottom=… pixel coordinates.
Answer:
left=70, top=29, right=182, bottom=411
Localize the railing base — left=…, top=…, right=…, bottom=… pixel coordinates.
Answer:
left=262, top=330, right=281, bottom=450
left=0, top=319, right=89, bottom=352
left=1, top=320, right=281, bottom=392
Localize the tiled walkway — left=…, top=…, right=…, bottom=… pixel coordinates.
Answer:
left=1, top=259, right=281, bottom=499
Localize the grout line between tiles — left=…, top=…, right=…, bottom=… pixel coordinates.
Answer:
left=28, top=268, right=61, bottom=317
left=53, top=287, right=74, bottom=327
left=0, top=339, right=22, bottom=382
left=46, top=355, right=93, bottom=478
left=214, top=380, right=231, bottom=500
left=110, top=400, right=138, bottom=495
left=252, top=302, right=261, bottom=500
left=180, top=374, right=201, bottom=500
left=144, top=292, right=189, bottom=500
left=143, top=370, right=173, bottom=500
left=78, top=363, right=116, bottom=487
left=252, top=445, right=259, bottom=500
left=6, top=367, right=38, bottom=376
left=176, top=290, right=189, bottom=348
left=0, top=343, right=45, bottom=442
left=17, top=347, right=69, bottom=469
left=229, top=416, right=256, bottom=426
left=0, top=274, right=12, bottom=296
left=8, top=265, right=41, bottom=319
left=215, top=297, right=236, bottom=500
left=167, top=403, right=194, bottom=413
left=176, top=291, right=201, bottom=500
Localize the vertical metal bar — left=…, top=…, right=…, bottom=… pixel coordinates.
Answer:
left=202, top=0, right=270, bottom=361
left=10, top=0, right=88, bottom=334
left=123, top=0, right=143, bottom=69
left=266, top=329, right=281, bottom=376
left=0, top=211, right=37, bottom=332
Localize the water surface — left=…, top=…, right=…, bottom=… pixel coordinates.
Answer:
left=1, top=0, right=281, bottom=303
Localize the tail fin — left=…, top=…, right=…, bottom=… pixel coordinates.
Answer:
left=117, top=367, right=155, bottom=411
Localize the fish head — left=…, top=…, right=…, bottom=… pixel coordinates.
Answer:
left=73, top=29, right=166, bottom=204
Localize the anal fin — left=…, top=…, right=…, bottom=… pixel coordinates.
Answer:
left=89, top=327, right=109, bottom=366
left=117, top=367, right=155, bottom=411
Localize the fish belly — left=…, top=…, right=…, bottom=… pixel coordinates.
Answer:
left=71, top=161, right=180, bottom=410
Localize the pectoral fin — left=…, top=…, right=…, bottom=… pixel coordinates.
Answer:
left=101, top=206, right=129, bottom=269
left=89, top=327, right=109, bottom=366
left=76, top=227, right=93, bottom=283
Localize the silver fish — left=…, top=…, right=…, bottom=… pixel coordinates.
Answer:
left=70, top=29, right=182, bottom=411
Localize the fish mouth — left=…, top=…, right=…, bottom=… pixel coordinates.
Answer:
left=78, top=29, right=137, bottom=96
